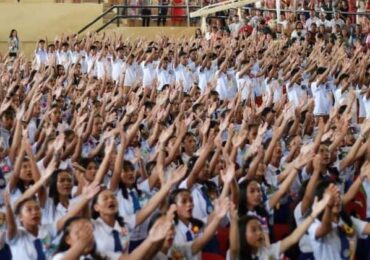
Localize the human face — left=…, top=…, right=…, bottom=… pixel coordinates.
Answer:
left=51, top=108, right=61, bottom=125
left=66, top=219, right=95, bottom=253
left=1, top=114, right=13, bottom=130
left=94, top=189, right=118, bottom=216
left=183, top=135, right=196, bottom=155
left=319, top=145, right=330, bottom=165
left=92, top=117, right=103, bottom=137
left=20, top=161, right=33, bottom=182
left=19, top=200, right=42, bottom=227
left=121, top=167, right=136, bottom=187
left=246, top=181, right=262, bottom=208
left=57, top=171, right=73, bottom=197
left=175, top=191, right=194, bottom=221
left=85, top=161, right=98, bottom=182
left=246, top=219, right=265, bottom=249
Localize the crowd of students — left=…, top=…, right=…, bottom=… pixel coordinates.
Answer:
left=0, top=7, right=370, bottom=259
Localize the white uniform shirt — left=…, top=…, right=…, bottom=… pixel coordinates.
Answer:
left=53, top=251, right=121, bottom=260
left=141, top=61, right=156, bottom=88
left=175, top=64, right=193, bottom=93
left=123, top=62, right=137, bottom=87
left=114, top=180, right=151, bottom=241
left=92, top=218, right=131, bottom=254
left=294, top=202, right=313, bottom=253
left=179, top=180, right=211, bottom=222
left=8, top=223, right=57, bottom=259
left=152, top=242, right=196, bottom=260
left=308, top=217, right=367, bottom=260
left=226, top=241, right=281, bottom=260
left=311, top=81, right=333, bottom=116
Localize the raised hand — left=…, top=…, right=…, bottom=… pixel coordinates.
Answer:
left=213, top=197, right=230, bottom=219
left=82, top=181, right=101, bottom=200
left=159, top=124, right=174, bottom=144
left=311, top=194, right=330, bottom=218
left=220, top=162, right=235, bottom=185
left=167, top=165, right=187, bottom=186
left=54, top=134, right=65, bottom=154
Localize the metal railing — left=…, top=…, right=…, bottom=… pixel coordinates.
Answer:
left=78, top=3, right=370, bottom=34
left=78, top=4, right=201, bottom=34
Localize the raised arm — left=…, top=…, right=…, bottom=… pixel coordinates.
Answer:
left=279, top=193, right=330, bottom=253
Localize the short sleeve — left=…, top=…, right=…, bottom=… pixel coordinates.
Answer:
left=179, top=179, right=189, bottom=189
left=308, top=219, right=322, bottom=242
left=351, top=216, right=368, bottom=239
left=137, top=179, right=151, bottom=193
left=266, top=241, right=281, bottom=258
left=174, top=242, right=194, bottom=259
left=124, top=214, right=137, bottom=230
left=52, top=253, right=65, bottom=260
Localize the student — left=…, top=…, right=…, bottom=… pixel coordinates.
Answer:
left=308, top=180, right=370, bottom=260
left=52, top=213, right=173, bottom=260
left=228, top=191, right=330, bottom=260
left=151, top=197, right=231, bottom=260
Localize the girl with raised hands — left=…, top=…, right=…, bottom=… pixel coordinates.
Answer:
left=238, top=149, right=314, bottom=246
left=151, top=197, right=231, bottom=260
left=4, top=156, right=101, bottom=259
left=93, top=161, right=187, bottom=254
left=228, top=191, right=331, bottom=260
left=52, top=208, right=175, bottom=260
left=307, top=179, right=370, bottom=260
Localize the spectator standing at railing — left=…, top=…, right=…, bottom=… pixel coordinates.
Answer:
left=140, top=0, right=152, bottom=26
left=157, top=0, right=169, bottom=26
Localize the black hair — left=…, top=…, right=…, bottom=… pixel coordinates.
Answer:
left=338, top=73, right=349, bottom=85
left=314, top=180, right=352, bottom=226
left=15, top=197, right=37, bottom=216
left=54, top=216, right=107, bottom=260
left=238, top=215, right=260, bottom=260
left=238, top=179, right=269, bottom=219
left=48, top=169, right=73, bottom=209
left=91, top=188, right=125, bottom=228
left=168, top=188, right=204, bottom=228
left=9, top=29, right=18, bottom=39
left=118, top=160, right=142, bottom=200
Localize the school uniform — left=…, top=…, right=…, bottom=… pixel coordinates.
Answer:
left=92, top=218, right=131, bottom=254
left=156, top=67, right=174, bottom=91
left=198, top=66, right=215, bottom=93
left=287, top=82, right=307, bottom=108
left=8, top=223, right=57, bottom=259
left=308, top=217, right=368, bottom=260
left=175, top=64, right=193, bottom=93
left=152, top=242, right=196, bottom=260
left=215, top=70, right=229, bottom=101
left=174, top=220, right=203, bottom=249
left=294, top=202, right=314, bottom=259
left=53, top=251, right=121, bottom=260
left=226, top=241, right=281, bottom=260
left=114, top=180, right=152, bottom=250
left=42, top=197, right=69, bottom=225
left=179, top=179, right=214, bottom=222
left=111, top=58, right=124, bottom=83
left=141, top=61, right=156, bottom=88
left=81, top=136, right=100, bottom=159
left=311, top=82, right=333, bottom=116
left=35, top=48, right=48, bottom=70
